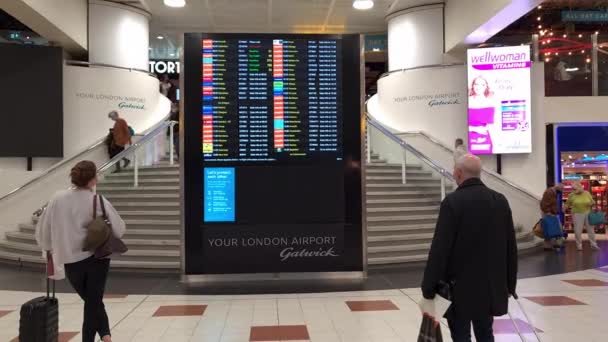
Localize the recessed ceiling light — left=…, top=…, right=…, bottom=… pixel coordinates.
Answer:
left=353, top=0, right=374, bottom=10
left=164, top=0, right=186, bottom=8
left=157, top=35, right=164, bottom=40
left=169, top=53, right=175, bottom=57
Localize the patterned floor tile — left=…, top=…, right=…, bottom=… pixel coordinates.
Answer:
left=104, top=294, right=129, bottom=299
left=524, top=296, right=587, bottom=306
left=345, top=300, right=399, bottom=312
left=249, top=325, right=310, bottom=341
left=562, top=279, right=608, bottom=287
left=152, top=304, right=207, bottom=317
left=11, top=331, right=79, bottom=342
left=493, top=318, right=542, bottom=334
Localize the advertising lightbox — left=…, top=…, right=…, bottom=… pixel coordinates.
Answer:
left=467, top=46, right=532, bottom=155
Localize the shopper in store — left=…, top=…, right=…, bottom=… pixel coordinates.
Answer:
left=422, top=154, right=518, bottom=342
left=35, top=161, right=126, bottom=342
left=566, top=181, right=600, bottom=251
left=453, top=138, right=468, bottom=163
left=108, top=110, right=132, bottom=172
left=540, top=183, right=565, bottom=250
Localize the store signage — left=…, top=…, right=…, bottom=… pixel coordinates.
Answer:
left=467, top=46, right=532, bottom=155
left=562, top=10, right=608, bottom=22
left=149, top=60, right=180, bottom=74
left=202, top=225, right=344, bottom=273
left=365, top=34, right=387, bottom=52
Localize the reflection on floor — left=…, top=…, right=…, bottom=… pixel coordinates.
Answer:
left=0, top=267, right=607, bottom=341
left=0, top=240, right=607, bottom=341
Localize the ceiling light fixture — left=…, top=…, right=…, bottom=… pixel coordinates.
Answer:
left=164, top=0, right=186, bottom=8
left=157, top=35, right=164, bottom=40
left=353, top=0, right=374, bottom=10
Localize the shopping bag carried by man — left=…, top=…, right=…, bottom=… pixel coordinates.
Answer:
left=417, top=286, right=451, bottom=342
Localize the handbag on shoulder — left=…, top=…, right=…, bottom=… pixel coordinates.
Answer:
left=533, top=219, right=544, bottom=239
left=82, top=195, right=111, bottom=252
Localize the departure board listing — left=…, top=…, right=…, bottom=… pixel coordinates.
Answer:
left=203, top=167, right=236, bottom=222
left=201, top=38, right=343, bottom=162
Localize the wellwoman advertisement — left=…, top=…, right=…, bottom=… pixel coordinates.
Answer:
left=467, top=46, right=532, bottom=155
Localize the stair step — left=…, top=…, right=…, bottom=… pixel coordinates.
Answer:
left=366, top=169, right=431, bottom=175
left=101, top=194, right=180, bottom=201
left=367, top=215, right=437, bottom=223
left=108, top=170, right=179, bottom=178
left=19, top=225, right=179, bottom=238
left=0, top=250, right=180, bottom=270
left=367, top=206, right=439, bottom=214
left=124, top=219, right=180, bottom=226
left=368, top=233, right=434, bottom=243
left=366, top=176, right=436, bottom=181
left=368, top=223, right=436, bottom=233
left=366, top=163, right=423, bottom=170
left=0, top=241, right=179, bottom=258
left=368, top=243, right=431, bottom=254
left=111, top=202, right=180, bottom=210
left=366, top=184, right=441, bottom=190
left=126, top=165, right=179, bottom=171
left=366, top=198, right=440, bottom=208
left=368, top=255, right=428, bottom=265
left=97, top=186, right=179, bottom=191
left=366, top=191, right=442, bottom=198
left=100, top=179, right=179, bottom=186
left=6, top=232, right=180, bottom=248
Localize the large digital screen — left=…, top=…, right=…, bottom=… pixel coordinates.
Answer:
left=184, top=33, right=363, bottom=275
left=0, top=44, right=63, bottom=157
left=201, top=37, right=342, bottom=162
left=467, top=46, right=532, bottom=155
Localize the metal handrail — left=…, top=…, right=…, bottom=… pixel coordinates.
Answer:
left=98, top=120, right=177, bottom=174
left=0, top=118, right=171, bottom=203
left=378, top=63, right=465, bottom=80
left=397, top=130, right=541, bottom=201
left=30, top=120, right=177, bottom=217
left=65, top=60, right=157, bottom=78
left=366, top=115, right=454, bottom=181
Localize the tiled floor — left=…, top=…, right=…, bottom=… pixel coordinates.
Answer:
left=2, top=267, right=608, bottom=341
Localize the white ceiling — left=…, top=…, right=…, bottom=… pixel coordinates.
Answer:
left=144, top=0, right=393, bottom=54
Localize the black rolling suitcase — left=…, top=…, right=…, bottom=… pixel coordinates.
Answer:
left=19, top=252, right=59, bottom=342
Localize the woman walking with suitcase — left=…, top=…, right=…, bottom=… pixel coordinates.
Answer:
left=35, top=161, right=126, bottom=342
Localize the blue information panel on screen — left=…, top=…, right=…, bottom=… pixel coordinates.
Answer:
left=204, top=167, right=235, bottom=222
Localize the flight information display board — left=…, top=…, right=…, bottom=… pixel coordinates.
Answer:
left=201, top=37, right=342, bottom=162
left=184, top=33, right=363, bottom=276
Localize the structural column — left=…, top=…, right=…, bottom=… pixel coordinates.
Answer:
left=387, top=2, right=445, bottom=71
left=88, top=0, right=151, bottom=70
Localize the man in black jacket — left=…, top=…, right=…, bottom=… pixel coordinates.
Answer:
left=421, top=154, right=518, bottom=342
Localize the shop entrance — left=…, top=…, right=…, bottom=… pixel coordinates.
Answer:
left=551, top=124, right=608, bottom=234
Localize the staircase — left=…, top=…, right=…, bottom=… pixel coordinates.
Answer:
left=365, top=153, right=540, bottom=265
left=0, top=161, right=181, bottom=272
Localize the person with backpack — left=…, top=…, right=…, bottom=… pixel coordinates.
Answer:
left=108, top=110, right=132, bottom=172
left=35, top=161, right=126, bottom=342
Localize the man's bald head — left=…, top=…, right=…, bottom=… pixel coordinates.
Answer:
left=454, top=154, right=482, bottom=185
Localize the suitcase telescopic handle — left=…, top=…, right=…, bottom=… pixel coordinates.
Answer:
left=45, top=251, right=56, bottom=299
